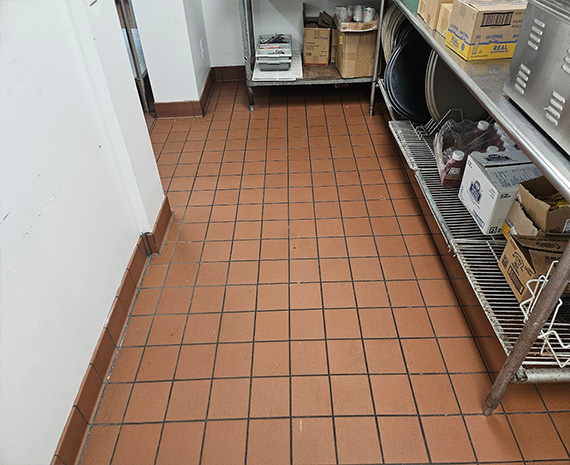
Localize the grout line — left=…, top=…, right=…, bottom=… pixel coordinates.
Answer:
left=330, top=93, right=386, bottom=464
left=196, top=84, right=244, bottom=465
left=243, top=88, right=269, bottom=465
left=340, top=92, right=435, bottom=463
left=151, top=101, right=236, bottom=464
left=307, top=94, right=341, bottom=465
left=78, top=115, right=192, bottom=465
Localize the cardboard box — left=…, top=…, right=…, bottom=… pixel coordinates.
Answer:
left=419, top=0, right=450, bottom=30
left=303, top=4, right=332, bottom=65
left=458, top=151, right=541, bottom=234
left=519, top=177, right=570, bottom=234
left=436, top=3, right=453, bottom=36
left=502, top=200, right=539, bottom=239
left=499, top=233, right=569, bottom=302
left=330, top=28, right=339, bottom=64
left=336, top=29, right=377, bottom=78
left=445, top=0, right=527, bottom=61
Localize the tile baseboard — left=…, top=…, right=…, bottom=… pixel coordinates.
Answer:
left=51, top=196, right=172, bottom=465
left=154, top=69, right=215, bottom=118
left=212, top=65, right=246, bottom=82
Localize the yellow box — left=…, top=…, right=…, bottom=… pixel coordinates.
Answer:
left=445, top=0, right=527, bottom=61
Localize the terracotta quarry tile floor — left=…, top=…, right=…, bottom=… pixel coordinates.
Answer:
left=79, top=83, right=570, bottom=464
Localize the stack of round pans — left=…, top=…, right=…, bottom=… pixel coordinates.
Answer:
left=425, top=50, right=488, bottom=122
left=384, top=22, right=432, bottom=124
left=381, top=4, right=406, bottom=63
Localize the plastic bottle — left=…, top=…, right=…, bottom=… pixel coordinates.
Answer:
left=465, top=121, right=490, bottom=155
left=353, top=5, right=363, bottom=22
left=441, top=150, right=466, bottom=187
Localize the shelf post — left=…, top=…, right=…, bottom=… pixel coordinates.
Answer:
left=239, top=0, right=255, bottom=109
left=483, top=241, right=570, bottom=415
left=369, top=0, right=386, bottom=116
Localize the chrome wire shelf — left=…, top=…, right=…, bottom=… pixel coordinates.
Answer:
left=389, top=120, right=570, bottom=382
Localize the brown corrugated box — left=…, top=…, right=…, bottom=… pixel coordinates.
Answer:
left=519, top=177, right=570, bottom=234
left=418, top=0, right=450, bottom=29
left=499, top=231, right=569, bottom=302
left=303, top=4, right=332, bottom=65
left=334, top=14, right=377, bottom=79
left=500, top=176, right=570, bottom=303
left=436, top=3, right=453, bottom=36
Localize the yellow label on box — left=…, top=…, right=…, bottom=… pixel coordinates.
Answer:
left=445, top=30, right=517, bottom=60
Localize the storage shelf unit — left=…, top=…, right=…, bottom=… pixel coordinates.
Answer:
left=238, top=0, right=382, bottom=108
left=390, top=121, right=570, bottom=383
left=384, top=0, right=570, bottom=388
left=391, top=0, right=570, bottom=201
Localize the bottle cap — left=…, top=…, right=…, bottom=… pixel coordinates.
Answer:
left=452, top=150, right=465, bottom=161
left=477, top=121, right=490, bottom=131
left=487, top=146, right=499, bottom=153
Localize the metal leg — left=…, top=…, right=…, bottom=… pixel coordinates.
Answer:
left=247, top=85, right=254, bottom=111
left=239, top=0, right=255, bottom=111
left=483, top=242, right=570, bottom=415
left=369, top=0, right=386, bottom=116
left=118, top=0, right=149, bottom=113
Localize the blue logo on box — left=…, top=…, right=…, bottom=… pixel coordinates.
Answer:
left=461, top=43, right=465, bottom=51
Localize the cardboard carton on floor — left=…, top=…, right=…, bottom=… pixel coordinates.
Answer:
left=303, top=4, right=332, bottom=65
left=436, top=3, right=453, bottom=36
left=335, top=27, right=377, bottom=78
left=445, top=0, right=527, bottom=61
left=418, top=0, right=450, bottom=30
left=458, top=150, right=541, bottom=235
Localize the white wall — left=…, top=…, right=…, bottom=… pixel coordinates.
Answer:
left=132, top=0, right=212, bottom=103
left=205, top=0, right=382, bottom=66
left=132, top=0, right=200, bottom=102
left=203, top=0, right=244, bottom=66
left=183, top=0, right=212, bottom=96
left=0, top=1, right=163, bottom=464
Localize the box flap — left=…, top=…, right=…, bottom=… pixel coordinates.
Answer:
left=465, top=0, right=528, bottom=11
left=486, top=164, right=541, bottom=192
left=519, top=176, right=570, bottom=233
left=318, top=11, right=333, bottom=28
left=503, top=200, right=539, bottom=238
left=513, top=234, right=569, bottom=253
left=529, top=248, right=563, bottom=275
left=470, top=149, right=530, bottom=168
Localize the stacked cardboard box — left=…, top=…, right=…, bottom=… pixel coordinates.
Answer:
left=334, top=13, right=378, bottom=78
left=500, top=177, right=570, bottom=302
left=445, top=0, right=527, bottom=61
left=303, top=4, right=333, bottom=65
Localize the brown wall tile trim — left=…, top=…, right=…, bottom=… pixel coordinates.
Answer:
left=52, top=196, right=172, bottom=465
left=154, top=68, right=215, bottom=118
left=212, top=65, right=246, bottom=82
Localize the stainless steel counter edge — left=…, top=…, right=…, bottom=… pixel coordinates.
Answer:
left=391, top=0, right=570, bottom=201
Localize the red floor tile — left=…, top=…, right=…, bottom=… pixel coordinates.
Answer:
left=335, top=416, right=382, bottom=464
left=79, top=85, right=570, bottom=465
